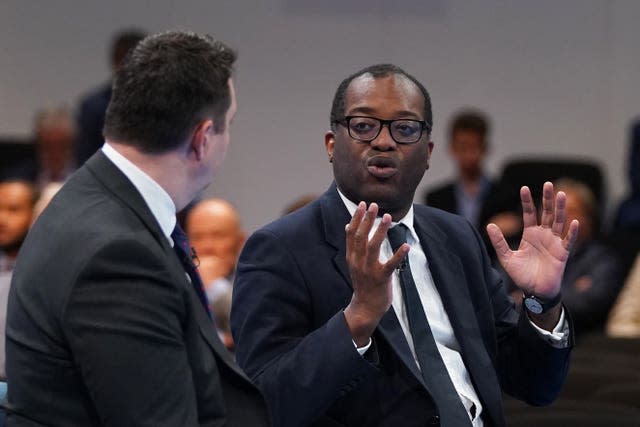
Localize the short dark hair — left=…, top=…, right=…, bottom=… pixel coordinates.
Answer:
left=330, top=64, right=432, bottom=132
left=104, top=31, right=236, bottom=154
left=110, top=29, right=147, bottom=69
left=448, top=109, right=490, bottom=145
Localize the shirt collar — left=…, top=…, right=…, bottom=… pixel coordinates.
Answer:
left=102, top=143, right=176, bottom=241
left=336, top=187, right=419, bottom=243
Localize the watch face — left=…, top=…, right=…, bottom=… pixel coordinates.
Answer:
left=524, top=297, right=544, bottom=314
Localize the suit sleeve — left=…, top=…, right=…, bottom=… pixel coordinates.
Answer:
left=62, top=238, right=200, bottom=426
left=471, top=223, right=573, bottom=405
left=231, top=229, right=378, bottom=427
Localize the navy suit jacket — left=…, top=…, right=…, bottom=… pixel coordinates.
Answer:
left=232, top=184, right=572, bottom=427
left=5, top=152, right=269, bottom=426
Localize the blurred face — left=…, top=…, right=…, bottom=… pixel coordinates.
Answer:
left=449, top=130, right=486, bottom=177
left=326, top=74, right=433, bottom=220
left=37, top=123, right=74, bottom=178
left=186, top=200, right=244, bottom=276
left=0, top=182, right=35, bottom=256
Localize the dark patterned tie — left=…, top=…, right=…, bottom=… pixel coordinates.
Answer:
left=171, top=224, right=212, bottom=320
left=387, top=224, right=471, bottom=426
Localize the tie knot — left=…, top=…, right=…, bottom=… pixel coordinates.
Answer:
left=387, top=224, right=408, bottom=252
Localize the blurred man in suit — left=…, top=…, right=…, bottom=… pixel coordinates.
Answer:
left=6, top=31, right=268, bottom=426
left=232, top=64, right=578, bottom=427
left=75, top=29, right=147, bottom=167
left=424, top=109, right=521, bottom=248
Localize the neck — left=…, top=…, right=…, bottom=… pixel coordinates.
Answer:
left=378, top=202, right=412, bottom=223
left=107, top=141, right=197, bottom=211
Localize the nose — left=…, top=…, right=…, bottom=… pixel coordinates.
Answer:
left=369, top=124, right=397, bottom=151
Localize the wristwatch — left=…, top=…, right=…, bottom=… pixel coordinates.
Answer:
left=523, top=292, right=562, bottom=314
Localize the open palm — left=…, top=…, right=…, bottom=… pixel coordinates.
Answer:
left=487, top=182, right=579, bottom=299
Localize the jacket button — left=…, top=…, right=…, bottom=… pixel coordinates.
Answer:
left=427, top=415, right=440, bottom=425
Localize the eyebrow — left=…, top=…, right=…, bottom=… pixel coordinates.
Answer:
left=347, top=106, right=423, bottom=120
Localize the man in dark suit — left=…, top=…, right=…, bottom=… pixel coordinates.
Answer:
left=231, top=64, right=578, bottom=427
left=5, top=31, right=269, bottom=426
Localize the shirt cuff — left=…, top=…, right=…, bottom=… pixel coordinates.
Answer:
left=353, top=338, right=373, bottom=355
left=529, top=307, right=570, bottom=348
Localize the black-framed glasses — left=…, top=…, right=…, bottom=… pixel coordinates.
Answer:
left=334, top=115, right=431, bottom=144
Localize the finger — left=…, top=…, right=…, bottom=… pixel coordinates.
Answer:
left=354, top=203, right=378, bottom=251
left=486, top=223, right=511, bottom=266
left=563, top=219, right=580, bottom=251
left=345, top=202, right=366, bottom=256
left=540, top=181, right=555, bottom=228
left=382, top=243, right=410, bottom=275
left=551, top=191, right=567, bottom=236
left=520, top=186, right=537, bottom=228
left=366, top=213, right=392, bottom=263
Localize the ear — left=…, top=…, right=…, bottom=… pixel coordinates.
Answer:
left=425, top=141, right=435, bottom=170
left=325, top=131, right=336, bottom=163
left=189, top=119, right=214, bottom=161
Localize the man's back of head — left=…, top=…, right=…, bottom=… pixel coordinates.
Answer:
left=104, top=31, right=236, bottom=155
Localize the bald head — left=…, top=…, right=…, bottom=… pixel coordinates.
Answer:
left=185, top=199, right=244, bottom=275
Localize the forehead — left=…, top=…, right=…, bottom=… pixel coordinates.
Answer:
left=187, top=203, right=239, bottom=231
left=0, top=183, right=33, bottom=205
left=344, top=74, right=424, bottom=120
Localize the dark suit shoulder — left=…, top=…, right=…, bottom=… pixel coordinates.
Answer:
left=256, top=198, right=325, bottom=242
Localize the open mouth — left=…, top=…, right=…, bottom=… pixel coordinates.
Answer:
left=366, top=156, right=398, bottom=179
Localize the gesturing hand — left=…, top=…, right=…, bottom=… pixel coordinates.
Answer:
left=487, top=182, right=580, bottom=300
left=343, top=202, right=409, bottom=346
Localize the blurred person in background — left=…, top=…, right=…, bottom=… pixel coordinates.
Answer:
left=0, top=179, right=37, bottom=380
left=186, top=198, right=245, bottom=350
left=424, top=109, right=520, bottom=242
left=75, top=29, right=147, bottom=167
left=33, top=107, right=76, bottom=188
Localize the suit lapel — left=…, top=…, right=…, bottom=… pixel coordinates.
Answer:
left=319, top=184, right=353, bottom=287
left=85, top=152, right=251, bottom=381
left=85, top=152, right=167, bottom=248
left=319, top=185, right=426, bottom=387
left=413, top=212, right=503, bottom=419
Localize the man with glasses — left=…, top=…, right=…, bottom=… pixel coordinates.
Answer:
left=232, top=64, right=577, bottom=427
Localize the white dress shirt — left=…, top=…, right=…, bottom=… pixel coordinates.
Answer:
left=102, top=143, right=176, bottom=244
left=337, top=189, right=569, bottom=426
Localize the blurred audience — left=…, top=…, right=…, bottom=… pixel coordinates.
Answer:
left=33, top=107, right=76, bottom=188
left=0, top=179, right=37, bottom=379
left=606, top=254, right=640, bottom=338
left=510, top=178, right=624, bottom=337
left=424, top=108, right=520, bottom=236
left=75, top=29, right=146, bottom=167
left=185, top=198, right=245, bottom=350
